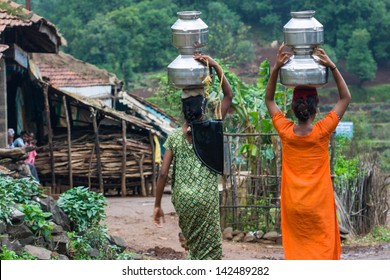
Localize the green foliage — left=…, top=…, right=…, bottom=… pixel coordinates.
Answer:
left=0, top=177, right=44, bottom=224
left=146, top=72, right=183, bottom=120
left=236, top=196, right=277, bottom=232
left=57, top=187, right=107, bottom=232
left=70, top=1, right=177, bottom=86
left=0, top=185, right=15, bottom=224
left=0, top=2, right=27, bottom=18
left=352, top=226, right=390, bottom=243
left=226, top=59, right=291, bottom=173
left=332, top=134, right=361, bottom=191
left=202, top=2, right=255, bottom=66
left=67, top=225, right=120, bottom=260
left=115, top=251, right=142, bottom=260
left=322, top=84, right=390, bottom=104
left=0, top=176, right=43, bottom=204
left=18, top=203, right=53, bottom=239
left=346, top=29, right=377, bottom=86
left=25, top=0, right=390, bottom=86
left=0, top=245, right=36, bottom=260
left=368, top=226, right=390, bottom=242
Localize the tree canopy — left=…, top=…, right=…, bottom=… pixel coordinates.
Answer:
left=16, top=0, right=390, bottom=87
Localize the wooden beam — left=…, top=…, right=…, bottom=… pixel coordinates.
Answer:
left=0, top=59, right=7, bottom=148
left=92, top=109, right=104, bottom=193
left=149, top=132, right=156, bottom=197
left=43, top=84, right=56, bottom=192
left=63, top=96, right=73, bottom=188
left=121, top=120, right=127, bottom=197
left=132, top=152, right=146, bottom=196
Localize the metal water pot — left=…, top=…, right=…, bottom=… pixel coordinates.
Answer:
left=167, top=54, right=210, bottom=89
left=168, top=11, right=209, bottom=90
left=280, top=10, right=328, bottom=87
left=171, top=11, right=208, bottom=55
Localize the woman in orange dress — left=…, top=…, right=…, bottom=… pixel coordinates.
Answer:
left=265, top=44, right=351, bottom=260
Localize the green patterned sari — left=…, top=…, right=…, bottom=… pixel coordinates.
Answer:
left=164, top=128, right=222, bottom=260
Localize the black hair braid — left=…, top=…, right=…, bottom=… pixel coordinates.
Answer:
left=182, top=96, right=205, bottom=123
left=184, top=105, right=198, bottom=124
left=182, top=95, right=206, bottom=135
left=292, top=95, right=318, bottom=121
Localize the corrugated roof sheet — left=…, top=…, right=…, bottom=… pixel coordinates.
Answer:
left=47, top=84, right=158, bottom=136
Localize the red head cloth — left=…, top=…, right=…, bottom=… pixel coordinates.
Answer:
left=292, top=86, right=318, bottom=102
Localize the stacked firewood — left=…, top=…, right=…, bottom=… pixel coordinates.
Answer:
left=35, top=133, right=153, bottom=179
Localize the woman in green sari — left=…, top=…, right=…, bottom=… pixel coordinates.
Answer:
left=153, top=54, right=233, bottom=259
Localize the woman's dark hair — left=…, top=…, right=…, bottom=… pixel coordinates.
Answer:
left=292, top=95, right=319, bottom=121
left=182, top=95, right=206, bottom=125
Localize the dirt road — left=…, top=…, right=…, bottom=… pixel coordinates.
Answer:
left=105, top=195, right=390, bottom=260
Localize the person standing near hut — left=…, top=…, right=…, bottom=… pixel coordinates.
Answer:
left=7, top=128, right=15, bottom=148
left=13, top=130, right=40, bottom=182
left=265, top=43, right=351, bottom=259
left=13, top=130, right=29, bottom=148
left=153, top=53, right=233, bottom=260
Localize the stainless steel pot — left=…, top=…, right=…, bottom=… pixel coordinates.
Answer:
left=280, top=10, right=328, bottom=87
left=168, top=11, right=209, bottom=90
left=284, top=10, right=323, bottom=49
left=171, top=11, right=208, bottom=55
left=167, top=55, right=209, bottom=89
left=280, top=55, right=328, bottom=87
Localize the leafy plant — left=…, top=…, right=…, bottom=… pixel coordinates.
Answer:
left=0, top=245, right=36, bottom=260
left=0, top=176, right=43, bottom=204
left=66, top=231, right=93, bottom=260
left=67, top=225, right=120, bottom=260
left=333, top=135, right=360, bottom=188
left=0, top=176, right=44, bottom=224
left=18, top=203, right=53, bottom=238
left=367, top=226, right=390, bottom=242
left=115, top=251, right=142, bottom=260
left=348, top=226, right=390, bottom=244
left=0, top=185, right=15, bottom=224
left=57, top=187, right=107, bottom=232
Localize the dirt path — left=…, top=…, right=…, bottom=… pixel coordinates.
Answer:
left=105, top=195, right=390, bottom=260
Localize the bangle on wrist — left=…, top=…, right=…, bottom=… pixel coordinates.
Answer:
left=330, top=65, right=337, bottom=71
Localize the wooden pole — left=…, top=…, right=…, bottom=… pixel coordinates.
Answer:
left=63, top=96, right=73, bottom=188
left=92, top=109, right=104, bottom=193
left=0, top=59, right=7, bottom=148
left=132, top=152, right=146, bottom=196
left=121, top=120, right=127, bottom=197
left=87, top=145, right=95, bottom=190
left=139, top=154, right=146, bottom=196
left=43, top=84, right=56, bottom=192
left=149, top=132, right=156, bottom=196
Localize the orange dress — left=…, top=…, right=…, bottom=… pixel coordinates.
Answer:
left=272, top=111, right=341, bottom=260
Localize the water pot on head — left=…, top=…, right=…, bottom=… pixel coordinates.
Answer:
left=167, top=11, right=210, bottom=91
left=280, top=10, right=328, bottom=88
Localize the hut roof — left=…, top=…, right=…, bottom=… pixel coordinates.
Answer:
left=47, top=83, right=158, bottom=135
left=0, top=0, right=64, bottom=53
left=31, top=52, right=122, bottom=88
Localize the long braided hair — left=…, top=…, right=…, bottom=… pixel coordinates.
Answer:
left=182, top=95, right=206, bottom=135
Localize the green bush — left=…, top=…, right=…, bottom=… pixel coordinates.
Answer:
left=0, top=245, right=36, bottom=260
left=0, top=177, right=44, bottom=224
left=57, top=187, right=107, bottom=232
left=67, top=225, right=120, bottom=260
left=18, top=203, right=53, bottom=239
